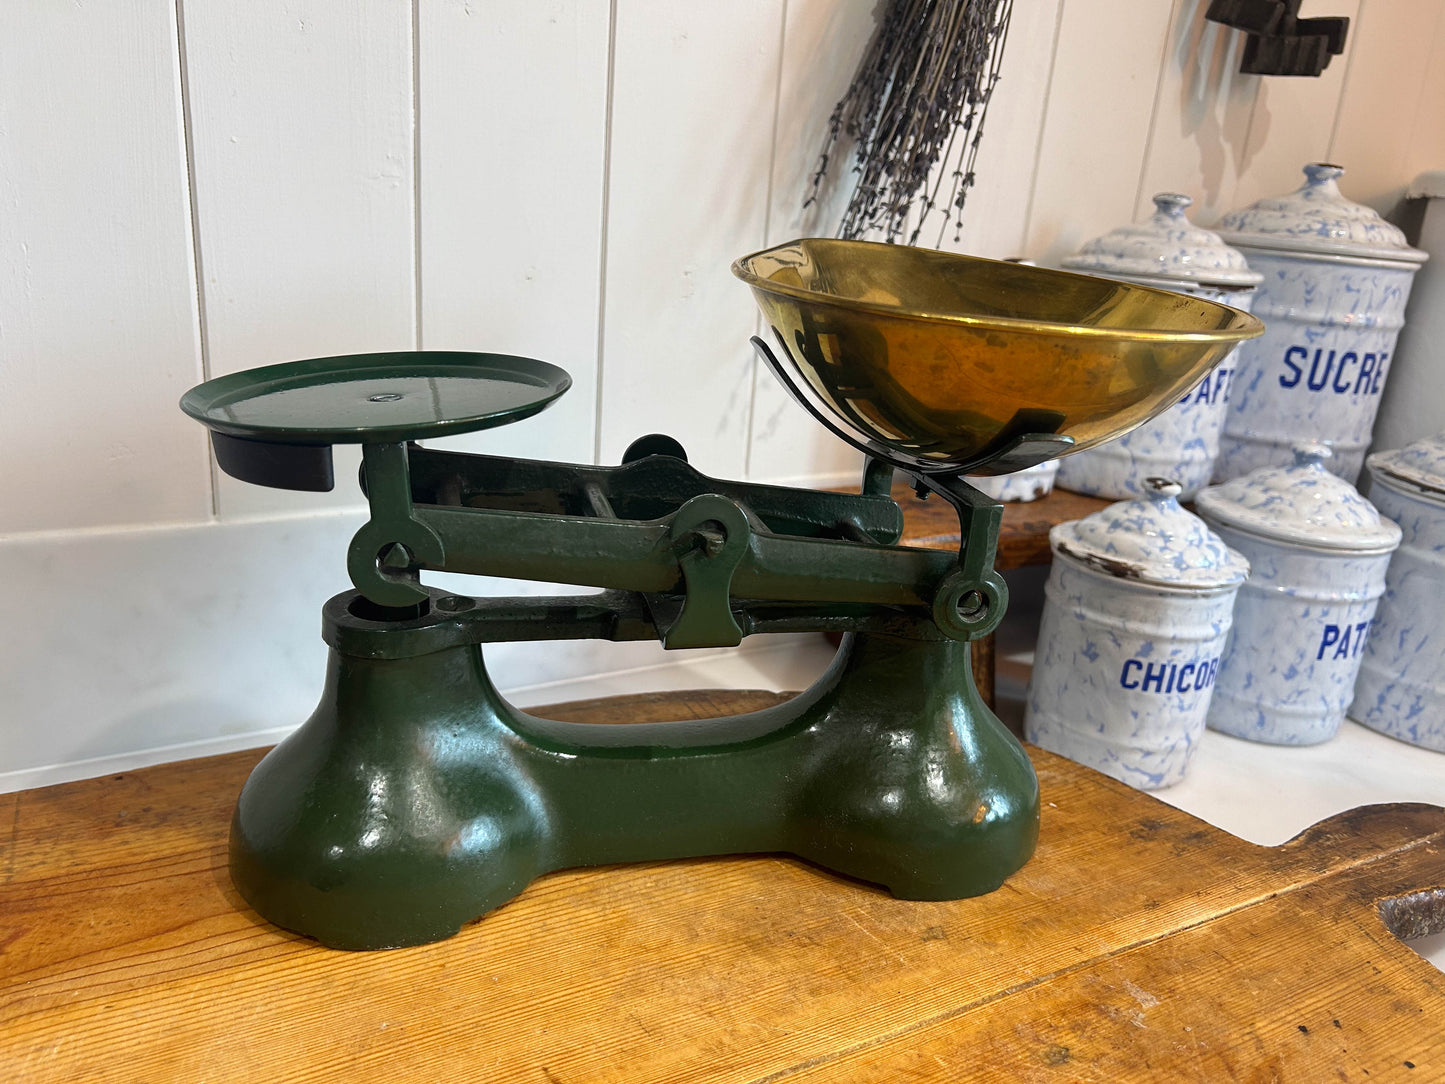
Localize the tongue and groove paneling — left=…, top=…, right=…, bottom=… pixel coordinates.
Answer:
left=596, top=0, right=785, bottom=479
left=416, top=0, right=610, bottom=467
left=179, top=0, right=416, bottom=519
left=0, top=0, right=207, bottom=534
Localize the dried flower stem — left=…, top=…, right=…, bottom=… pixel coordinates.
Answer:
left=806, top=0, right=1014, bottom=246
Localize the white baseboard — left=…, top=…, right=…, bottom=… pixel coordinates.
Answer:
left=0, top=510, right=839, bottom=792
left=744, top=467, right=865, bottom=491
left=0, top=723, right=301, bottom=793
left=2, top=623, right=835, bottom=793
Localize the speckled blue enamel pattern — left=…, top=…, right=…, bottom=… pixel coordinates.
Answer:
left=1196, top=444, right=1403, bottom=551
left=1199, top=445, right=1400, bottom=745
left=1025, top=557, right=1242, bottom=790
left=1214, top=165, right=1427, bottom=485
left=1215, top=164, right=1426, bottom=260
left=1213, top=252, right=1418, bottom=483
left=1204, top=529, right=1393, bottom=745
left=1057, top=194, right=1259, bottom=500
left=1025, top=480, right=1248, bottom=790
left=1349, top=436, right=1445, bottom=751
left=1062, top=193, right=1262, bottom=286
left=1050, top=479, right=1250, bottom=589
left=965, top=460, right=1059, bottom=502
left=1056, top=282, right=1253, bottom=500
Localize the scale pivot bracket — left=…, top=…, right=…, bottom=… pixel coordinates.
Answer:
left=660, top=494, right=750, bottom=649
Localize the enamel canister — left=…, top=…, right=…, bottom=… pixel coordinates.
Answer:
left=966, top=460, right=1059, bottom=503
left=1025, top=478, right=1249, bottom=789
left=1057, top=193, right=1261, bottom=499
left=1196, top=444, right=1400, bottom=745
left=1372, top=171, right=1445, bottom=453
left=1349, top=432, right=1445, bottom=751
left=1214, top=163, right=1429, bottom=484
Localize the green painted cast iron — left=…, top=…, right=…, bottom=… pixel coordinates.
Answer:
left=182, top=243, right=1261, bottom=949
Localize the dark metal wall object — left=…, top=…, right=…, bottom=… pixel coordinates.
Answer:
left=1206, top=0, right=1349, bottom=77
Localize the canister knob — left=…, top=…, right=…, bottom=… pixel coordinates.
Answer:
left=1302, top=162, right=1346, bottom=187
left=1143, top=477, right=1184, bottom=502
left=1292, top=442, right=1333, bottom=467
left=1152, top=193, right=1193, bottom=218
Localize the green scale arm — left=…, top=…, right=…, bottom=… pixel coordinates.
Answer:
left=350, top=439, right=1006, bottom=647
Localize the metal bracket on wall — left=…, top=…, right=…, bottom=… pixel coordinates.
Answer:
left=1206, top=0, right=1348, bottom=77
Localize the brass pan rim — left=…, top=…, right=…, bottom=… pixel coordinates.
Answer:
left=732, top=238, right=1264, bottom=346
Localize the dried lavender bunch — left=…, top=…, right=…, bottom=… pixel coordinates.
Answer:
left=807, top=0, right=1013, bottom=246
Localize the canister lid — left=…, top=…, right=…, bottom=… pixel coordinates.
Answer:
left=1196, top=444, right=1402, bottom=553
left=1051, top=477, right=1249, bottom=589
left=1062, top=193, right=1262, bottom=288
left=1367, top=431, right=1445, bottom=501
left=1216, top=163, right=1429, bottom=264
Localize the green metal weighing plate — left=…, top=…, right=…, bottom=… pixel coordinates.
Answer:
left=180, top=351, right=571, bottom=491
left=181, top=351, right=571, bottom=445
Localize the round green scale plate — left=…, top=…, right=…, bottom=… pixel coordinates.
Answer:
left=180, top=351, right=571, bottom=492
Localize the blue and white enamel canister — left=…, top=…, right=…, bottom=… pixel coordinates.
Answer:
left=1025, top=478, right=1249, bottom=789
left=1195, top=444, right=1401, bottom=745
left=1056, top=193, right=1261, bottom=500
left=1349, top=433, right=1445, bottom=751
left=966, top=460, right=1059, bottom=503
left=1214, top=163, right=1429, bottom=484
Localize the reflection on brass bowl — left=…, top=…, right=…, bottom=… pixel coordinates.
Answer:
left=733, top=238, right=1263, bottom=473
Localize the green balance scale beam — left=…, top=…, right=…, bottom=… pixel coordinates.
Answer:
left=179, top=242, right=1261, bottom=950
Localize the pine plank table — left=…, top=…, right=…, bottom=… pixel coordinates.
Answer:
left=4, top=689, right=1443, bottom=1082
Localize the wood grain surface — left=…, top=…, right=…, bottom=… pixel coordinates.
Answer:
left=3, top=689, right=1442, bottom=1083
left=891, top=480, right=1110, bottom=571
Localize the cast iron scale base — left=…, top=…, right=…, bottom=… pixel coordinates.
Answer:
left=181, top=242, right=1259, bottom=949
left=183, top=352, right=1042, bottom=950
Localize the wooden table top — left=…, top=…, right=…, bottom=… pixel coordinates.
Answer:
left=4, top=689, right=1442, bottom=1082
left=890, top=481, right=1110, bottom=569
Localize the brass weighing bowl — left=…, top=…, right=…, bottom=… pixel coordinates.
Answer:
left=733, top=238, right=1263, bottom=472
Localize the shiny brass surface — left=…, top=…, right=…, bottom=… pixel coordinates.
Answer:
left=733, top=238, right=1264, bottom=469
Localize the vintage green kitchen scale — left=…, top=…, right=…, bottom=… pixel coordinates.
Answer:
left=181, top=239, right=1261, bottom=950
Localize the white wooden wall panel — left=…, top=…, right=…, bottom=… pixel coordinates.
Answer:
left=1330, top=0, right=1445, bottom=214
left=1228, top=0, right=1363, bottom=213
left=181, top=0, right=416, bottom=518
left=944, top=0, right=1065, bottom=260
left=762, top=1, right=877, bottom=248
left=598, top=0, right=785, bottom=478
left=746, top=0, right=876, bottom=485
left=0, top=0, right=208, bottom=534
left=1133, top=0, right=1261, bottom=224
left=417, top=0, right=610, bottom=466
left=1403, top=8, right=1445, bottom=185
left=1024, top=0, right=1177, bottom=265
